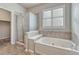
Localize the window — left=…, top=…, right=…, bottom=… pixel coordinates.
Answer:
left=43, top=10, right=51, bottom=27
left=52, top=8, right=64, bottom=27
left=43, top=7, right=64, bottom=30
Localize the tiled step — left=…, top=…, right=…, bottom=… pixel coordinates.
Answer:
left=15, top=41, right=25, bottom=50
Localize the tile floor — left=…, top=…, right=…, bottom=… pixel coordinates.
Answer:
left=0, top=42, right=31, bottom=55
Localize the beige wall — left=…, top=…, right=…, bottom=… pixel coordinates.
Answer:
left=29, top=3, right=64, bottom=14
left=0, top=8, right=11, bottom=21
left=72, top=3, right=79, bottom=45
left=0, top=8, right=11, bottom=39
left=0, top=21, right=10, bottom=39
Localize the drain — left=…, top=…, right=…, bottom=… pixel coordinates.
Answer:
left=52, top=43, right=54, bottom=45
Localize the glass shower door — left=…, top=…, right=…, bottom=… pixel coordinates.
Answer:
left=16, top=15, right=24, bottom=43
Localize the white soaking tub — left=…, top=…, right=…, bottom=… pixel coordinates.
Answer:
left=35, top=37, right=79, bottom=55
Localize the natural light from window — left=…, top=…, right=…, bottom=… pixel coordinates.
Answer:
left=43, top=7, right=64, bottom=30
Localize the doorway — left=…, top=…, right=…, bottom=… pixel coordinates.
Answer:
left=14, top=13, right=25, bottom=46
left=0, top=8, right=11, bottom=44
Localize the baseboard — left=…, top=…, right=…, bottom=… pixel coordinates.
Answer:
left=0, top=37, right=10, bottom=40
left=15, top=41, right=26, bottom=49
left=16, top=41, right=25, bottom=46
left=25, top=49, right=34, bottom=55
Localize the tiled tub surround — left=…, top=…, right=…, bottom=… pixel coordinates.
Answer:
left=37, top=3, right=71, bottom=40
left=38, top=16, right=71, bottom=40
left=39, top=31, right=71, bottom=40
left=38, top=14, right=71, bottom=40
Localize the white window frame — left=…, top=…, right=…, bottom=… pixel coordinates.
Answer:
left=42, top=5, right=65, bottom=31
left=43, top=10, right=52, bottom=27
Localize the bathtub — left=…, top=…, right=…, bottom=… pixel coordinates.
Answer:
left=35, top=37, right=79, bottom=55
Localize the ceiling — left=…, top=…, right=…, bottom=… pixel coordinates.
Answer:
left=19, top=3, right=41, bottom=8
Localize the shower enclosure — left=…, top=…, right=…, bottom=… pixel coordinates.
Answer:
left=14, top=13, right=25, bottom=45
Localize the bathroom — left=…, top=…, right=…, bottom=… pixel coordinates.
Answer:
left=14, top=3, right=78, bottom=55
left=24, top=3, right=79, bottom=55
left=0, top=3, right=79, bottom=55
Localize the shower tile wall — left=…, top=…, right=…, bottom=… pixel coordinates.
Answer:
left=42, top=31, right=71, bottom=40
